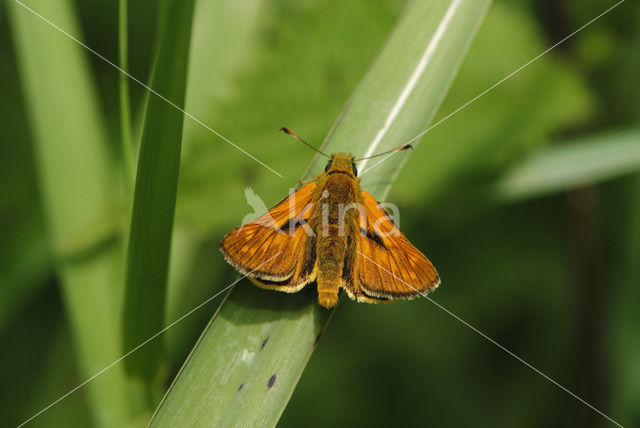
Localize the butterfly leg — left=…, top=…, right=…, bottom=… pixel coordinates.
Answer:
left=297, top=173, right=322, bottom=187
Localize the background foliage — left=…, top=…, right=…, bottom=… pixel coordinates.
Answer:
left=0, top=0, right=638, bottom=427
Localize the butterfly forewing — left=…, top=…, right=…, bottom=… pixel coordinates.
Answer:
left=356, top=191, right=440, bottom=300
left=221, top=183, right=317, bottom=282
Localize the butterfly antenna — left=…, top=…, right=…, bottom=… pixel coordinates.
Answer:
left=354, top=143, right=412, bottom=161
left=280, top=127, right=330, bottom=158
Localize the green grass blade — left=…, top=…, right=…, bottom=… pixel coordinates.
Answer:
left=165, top=0, right=265, bottom=361
left=149, top=0, right=491, bottom=426
left=123, top=0, right=196, bottom=380
left=119, top=0, right=134, bottom=193
left=7, top=0, right=145, bottom=425
left=608, top=174, right=640, bottom=423
left=495, top=128, right=640, bottom=201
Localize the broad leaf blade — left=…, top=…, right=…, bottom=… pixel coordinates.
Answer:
left=150, top=0, right=491, bottom=426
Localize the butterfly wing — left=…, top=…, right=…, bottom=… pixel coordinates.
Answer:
left=249, top=230, right=317, bottom=292
left=352, top=191, right=440, bottom=301
left=220, top=183, right=317, bottom=290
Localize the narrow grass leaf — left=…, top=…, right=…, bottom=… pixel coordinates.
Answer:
left=496, top=128, right=640, bottom=201
left=149, top=0, right=491, bottom=426
left=123, top=0, right=196, bottom=380
left=166, top=0, right=266, bottom=361
left=118, top=0, right=134, bottom=193
left=608, top=174, right=640, bottom=424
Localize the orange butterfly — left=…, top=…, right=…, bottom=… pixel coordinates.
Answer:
left=220, top=128, right=440, bottom=308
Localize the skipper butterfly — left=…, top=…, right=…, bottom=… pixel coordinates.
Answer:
left=221, top=128, right=439, bottom=308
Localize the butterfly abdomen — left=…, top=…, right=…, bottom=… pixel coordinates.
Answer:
left=316, top=225, right=346, bottom=308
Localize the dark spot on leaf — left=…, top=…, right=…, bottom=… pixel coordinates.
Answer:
left=314, top=332, right=322, bottom=348
left=261, top=337, right=269, bottom=350
left=268, top=374, right=276, bottom=388
left=237, top=383, right=243, bottom=392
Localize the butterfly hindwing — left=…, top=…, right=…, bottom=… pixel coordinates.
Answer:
left=355, top=191, right=440, bottom=300
left=250, top=231, right=317, bottom=292
left=220, top=183, right=317, bottom=286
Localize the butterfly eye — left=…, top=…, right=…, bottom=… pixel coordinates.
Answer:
left=324, top=160, right=332, bottom=172
left=351, top=162, right=358, bottom=176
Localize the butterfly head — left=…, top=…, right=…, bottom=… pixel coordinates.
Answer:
left=325, top=153, right=358, bottom=177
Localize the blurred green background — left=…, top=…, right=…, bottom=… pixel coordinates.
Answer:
left=1, top=0, right=639, bottom=427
